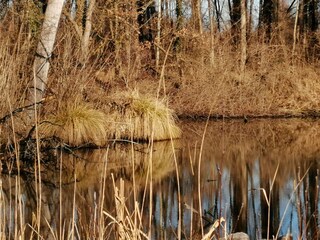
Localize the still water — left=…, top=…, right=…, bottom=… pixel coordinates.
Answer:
left=0, top=119, right=319, bottom=239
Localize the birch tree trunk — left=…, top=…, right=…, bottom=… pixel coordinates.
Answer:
left=27, top=0, right=64, bottom=105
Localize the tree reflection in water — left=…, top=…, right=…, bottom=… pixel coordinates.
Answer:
left=0, top=119, right=319, bottom=239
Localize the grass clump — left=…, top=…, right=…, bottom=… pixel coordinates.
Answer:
left=107, top=91, right=181, bottom=141
left=42, top=103, right=107, bottom=146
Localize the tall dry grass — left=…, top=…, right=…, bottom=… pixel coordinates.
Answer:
left=164, top=33, right=320, bottom=117
left=0, top=4, right=320, bottom=240
left=1, top=7, right=320, bottom=142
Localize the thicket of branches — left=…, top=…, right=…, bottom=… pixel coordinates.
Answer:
left=1, top=0, right=319, bottom=66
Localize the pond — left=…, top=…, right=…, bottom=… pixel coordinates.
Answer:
left=0, top=119, right=319, bottom=239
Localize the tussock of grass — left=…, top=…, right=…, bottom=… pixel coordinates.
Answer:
left=39, top=92, right=181, bottom=145
left=106, top=91, right=181, bottom=141
left=41, top=103, right=107, bottom=146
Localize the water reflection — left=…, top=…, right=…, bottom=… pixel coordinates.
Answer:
left=0, top=119, right=319, bottom=239
left=179, top=119, right=320, bottom=240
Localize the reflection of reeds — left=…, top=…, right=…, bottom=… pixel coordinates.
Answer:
left=181, top=119, right=320, bottom=239
left=0, top=180, right=7, bottom=239
left=182, top=119, right=320, bottom=184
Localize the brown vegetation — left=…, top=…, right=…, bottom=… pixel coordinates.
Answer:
left=41, top=103, right=107, bottom=146
left=1, top=0, right=320, bottom=126
left=0, top=1, right=320, bottom=239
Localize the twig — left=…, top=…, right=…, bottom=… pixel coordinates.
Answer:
left=0, top=99, right=46, bottom=124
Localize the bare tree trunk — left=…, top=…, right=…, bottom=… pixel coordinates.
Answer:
left=292, top=0, right=300, bottom=56
left=308, top=0, right=318, bottom=32
left=230, top=0, right=241, bottom=44
left=82, top=0, right=96, bottom=62
left=137, top=0, right=156, bottom=43
left=248, top=0, right=253, bottom=37
left=163, top=0, right=169, bottom=17
left=124, top=0, right=135, bottom=87
left=156, top=0, right=162, bottom=70
left=192, top=0, right=202, bottom=33
left=214, top=0, right=222, bottom=32
left=0, top=0, right=9, bottom=19
left=258, top=0, right=278, bottom=42
left=27, top=0, right=64, bottom=105
left=240, top=0, right=247, bottom=73
left=208, top=0, right=215, bottom=65
left=173, top=0, right=183, bottom=51
left=304, top=0, right=318, bottom=59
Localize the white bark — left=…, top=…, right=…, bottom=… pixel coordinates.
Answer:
left=28, top=0, right=65, bottom=104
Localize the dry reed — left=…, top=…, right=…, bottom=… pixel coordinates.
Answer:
left=0, top=4, right=320, bottom=240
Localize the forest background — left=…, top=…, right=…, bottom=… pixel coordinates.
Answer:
left=1, top=0, right=320, bottom=142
